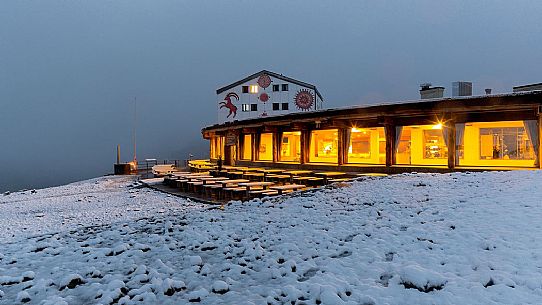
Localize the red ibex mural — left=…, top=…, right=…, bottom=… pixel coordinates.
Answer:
left=219, top=92, right=239, bottom=118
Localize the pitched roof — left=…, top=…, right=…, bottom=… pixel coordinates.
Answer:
left=216, top=70, right=324, bottom=101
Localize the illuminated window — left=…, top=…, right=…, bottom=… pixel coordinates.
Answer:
left=348, top=127, right=385, bottom=164
left=250, top=85, right=258, bottom=94
left=258, top=133, right=273, bottom=161
left=242, top=86, right=249, bottom=93
left=241, top=104, right=250, bottom=112
left=210, top=136, right=225, bottom=159
left=396, top=128, right=411, bottom=165
left=251, top=104, right=258, bottom=111
left=281, top=103, right=289, bottom=110
left=273, top=103, right=280, bottom=111
left=282, top=84, right=289, bottom=91
left=310, top=129, right=338, bottom=163
left=424, top=130, right=448, bottom=159
left=280, top=132, right=301, bottom=162
left=242, top=134, right=252, bottom=160
left=395, top=125, right=447, bottom=166
left=479, top=128, right=534, bottom=160
left=459, top=121, right=537, bottom=167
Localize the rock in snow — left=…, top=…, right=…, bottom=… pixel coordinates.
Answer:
left=211, top=280, right=229, bottom=294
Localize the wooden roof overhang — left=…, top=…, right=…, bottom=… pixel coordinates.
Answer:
left=202, top=91, right=542, bottom=138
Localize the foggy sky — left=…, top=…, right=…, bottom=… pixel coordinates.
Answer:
left=1, top=0, right=542, bottom=192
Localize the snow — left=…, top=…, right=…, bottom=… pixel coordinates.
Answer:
left=1, top=171, right=542, bottom=304
left=0, top=176, right=202, bottom=243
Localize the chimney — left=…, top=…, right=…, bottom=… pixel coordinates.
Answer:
left=452, top=81, right=473, bottom=97
left=420, top=83, right=445, bottom=99
left=485, top=88, right=492, bottom=95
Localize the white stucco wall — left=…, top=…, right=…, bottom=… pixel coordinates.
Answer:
left=217, top=74, right=323, bottom=124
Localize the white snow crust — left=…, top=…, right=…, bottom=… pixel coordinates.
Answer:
left=1, top=171, right=542, bottom=304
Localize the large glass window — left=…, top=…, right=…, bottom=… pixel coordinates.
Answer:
left=280, top=132, right=301, bottom=162
left=459, top=121, right=537, bottom=167
left=424, top=130, right=448, bottom=159
left=258, top=133, right=273, bottom=161
left=348, top=127, right=386, bottom=164
left=310, top=129, right=338, bottom=163
left=241, top=134, right=252, bottom=160
left=395, top=125, right=448, bottom=166
left=210, top=136, right=225, bottom=159
left=479, top=127, right=534, bottom=160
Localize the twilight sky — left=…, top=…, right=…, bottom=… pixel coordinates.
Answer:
left=1, top=0, right=541, bottom=191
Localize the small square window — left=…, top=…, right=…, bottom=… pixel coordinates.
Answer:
left=281, top=84, right=289, bottom=91
left=272, top=84, right=279, bottom=92
left=242, top=104, right=250, bottom=112
left=242, top=86, right=249, bottom=93
left=251, top=104, right=258, bottom=111
left=249, top=85, right=258, bottom=94
left=272, top=103, right=280, bottom=111
left=282, top=103, right=289, bottom=110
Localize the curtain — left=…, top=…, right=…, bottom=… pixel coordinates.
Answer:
left=395, top=126, right=403, bottom=153
left=455, top=123, right=465, bottom=162
left=523, top=120, right=539, bottom=166
left=345, top=128, right=352, bottom=157
left=442, top=126, right=450, bottom=148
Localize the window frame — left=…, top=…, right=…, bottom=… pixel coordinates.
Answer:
left=281, top=103, right=289, bottom=111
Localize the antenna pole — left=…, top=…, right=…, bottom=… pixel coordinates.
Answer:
left=133, top=97, right=137, bottom=172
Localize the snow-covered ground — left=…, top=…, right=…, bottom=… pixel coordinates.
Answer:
left=1, top=172, right=542, bottom=304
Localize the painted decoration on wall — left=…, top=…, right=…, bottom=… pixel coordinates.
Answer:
left=219, top=92, right=239, bottom=118
left=294, top=89, right=314, bottom=111
left=259, top=92, right=269, bottom=102
left=257, top=74, right=272, bottom=89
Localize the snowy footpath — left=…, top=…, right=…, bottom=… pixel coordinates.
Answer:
left=1, top=172, right=542, bottom=304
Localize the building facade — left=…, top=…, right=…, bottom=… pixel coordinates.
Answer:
left=203, top=91, right=542, bottom=173
left=216, top=70, right=324, bottom=124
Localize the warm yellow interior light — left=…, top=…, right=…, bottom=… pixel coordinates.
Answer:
left=250, top=85, right=258, bottom=94
left=432, top=123, right=443, bottom=130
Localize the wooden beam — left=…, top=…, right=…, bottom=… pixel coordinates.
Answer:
left=447, top=121, right=456, bottom=169
left=250, top=133, right=256, bottom=162
left=337, top=128, right=345, bottom=165
left=254, top=133, right=260, bottom=161
left=385, top=124, right=395, bottom=167
left=273, top=132, right=281, bottom=163
left=300, top=130, right=310, bottom=164
left=262, top=125, right=279, bottom=133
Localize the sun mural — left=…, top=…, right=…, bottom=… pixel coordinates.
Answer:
left=259, top=93, right=269, bottom=102
left=294, top=89, right=314, bottom=111
left=257, top=74, right=272, bottom=89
